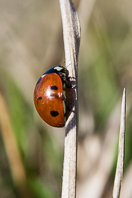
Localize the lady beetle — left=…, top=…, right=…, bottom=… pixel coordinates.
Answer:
left=34, top=65, right=69, bottom=127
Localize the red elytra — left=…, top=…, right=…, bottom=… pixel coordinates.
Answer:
left=34, top=66, right=68, bottom=127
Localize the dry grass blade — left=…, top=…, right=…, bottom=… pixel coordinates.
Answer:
left=59, top=0, right=80, bottom=198
left=112, top=88, right=126, bottom=198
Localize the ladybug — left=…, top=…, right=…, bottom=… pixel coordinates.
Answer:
left=34, top=65, right=69, bottom=127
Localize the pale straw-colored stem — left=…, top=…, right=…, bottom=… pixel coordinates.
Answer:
left=59, top=1, right=80, bottom=198
left=112, top=88, right=126, bottom=198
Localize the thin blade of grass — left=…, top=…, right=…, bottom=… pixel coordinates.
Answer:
left=112, top=88, right=126, bottom=198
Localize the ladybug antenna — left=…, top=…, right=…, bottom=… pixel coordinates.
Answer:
left=61, top=62, right=71, bottom=68
left=66, top=63, right=71, bottom=68
left=61, top=61, right=65, bottom=67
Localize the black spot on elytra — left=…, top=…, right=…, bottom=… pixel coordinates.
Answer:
left=37, top=77, right=42, bottom=85
left=50, top=111, right=59, bottom=117
left=50, top=86, right=58, bottom=90
left=38, top=97, right=42, bottom=100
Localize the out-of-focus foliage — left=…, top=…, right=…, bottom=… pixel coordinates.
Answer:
left=0, top=0, right=131, bottom=198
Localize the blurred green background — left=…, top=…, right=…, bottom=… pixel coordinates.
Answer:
left=0, top=0, right=132, bottom=198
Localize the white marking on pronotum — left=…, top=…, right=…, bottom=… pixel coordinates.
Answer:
left=41, top=74, right=45, bottom=78
left=54, top=66, right=63, bottom=71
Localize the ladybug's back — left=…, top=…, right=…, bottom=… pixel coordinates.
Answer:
left=34, top=73, right=64, bottom=127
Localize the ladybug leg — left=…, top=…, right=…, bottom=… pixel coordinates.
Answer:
left=62, top=95, right=75, bottom=113
left=61, top=74, right=76, bottom=88
left=57, top=66, right=76, bottom=88
left=63, top=84, right=66, bottom=91
left=66, top=77, right=76, bottom=89
left=62, top=95, right=66, bottom=104
left=66, top=82, right=76, bottom=89
left=58, top=68, right=76, bottom=88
